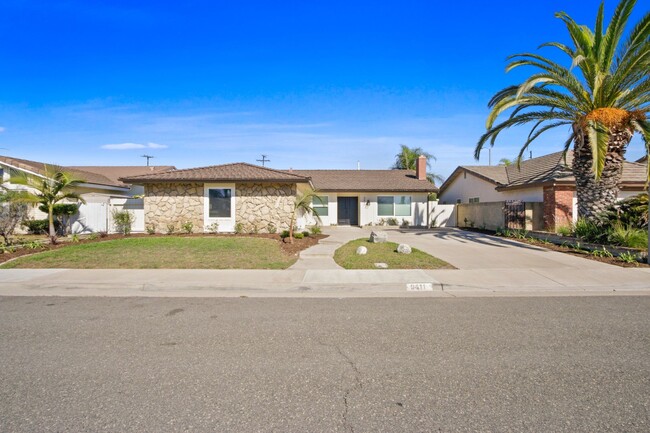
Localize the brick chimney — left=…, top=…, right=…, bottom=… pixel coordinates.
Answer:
left=416, top=155, right=427, bottom=180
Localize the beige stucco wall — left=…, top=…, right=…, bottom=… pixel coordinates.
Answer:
left=144, top=183, right=204, bottom=233
left=439, top=171, right=543, bottom=204
left=235, top=183, right=296, bottom=232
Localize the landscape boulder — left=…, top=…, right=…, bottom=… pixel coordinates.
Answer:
left=397, top=243, right=412, bottom=254
left=369, top=231, right=388, bottom=243
left=356, top=246, right=368, bottom=255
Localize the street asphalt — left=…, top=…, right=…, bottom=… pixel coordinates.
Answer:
left=1, top=296, right=648, bottom=432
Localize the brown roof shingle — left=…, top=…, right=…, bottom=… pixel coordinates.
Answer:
left=292, top=170, right=438, bottom=192
left=0, top=156, right=176, bottom=188
left=119, top=162, right=311, bottom=184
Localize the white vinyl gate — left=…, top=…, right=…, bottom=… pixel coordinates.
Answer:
left=73, top=202, right=108, bottom=234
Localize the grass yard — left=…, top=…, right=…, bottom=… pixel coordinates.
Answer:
left=0, top=237, right=298, bottom=269
left=334, top=238, right=454, bottom=270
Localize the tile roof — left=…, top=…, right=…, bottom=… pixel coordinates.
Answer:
left=292, top=169, right=438, bottom=192
left=119, top=162, right=312, bottom=184
left=439, top=151, right=647, bottom=195
left=0, top=155, right=175, bottom=188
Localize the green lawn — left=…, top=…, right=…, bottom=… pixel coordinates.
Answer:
left=334, top=238, right=454, bottom=270
left=1, top=237, right=298, bottom=269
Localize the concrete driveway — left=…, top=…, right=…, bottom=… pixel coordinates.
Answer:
left=312, top=226, right=613, bottom=271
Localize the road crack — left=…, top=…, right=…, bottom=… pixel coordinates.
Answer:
left=318, top=340, right=362, bottom=433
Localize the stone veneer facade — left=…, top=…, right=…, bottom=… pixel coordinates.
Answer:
left=235, top=183, right=296, bottom=232
left=144, top=182, right=297, bottom=233
left=144, top=183, right=204, bottom=233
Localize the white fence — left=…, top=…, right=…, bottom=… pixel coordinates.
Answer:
left=72, top=198, right=144, bottom=234
left=428, top=202, right=456, bottom=227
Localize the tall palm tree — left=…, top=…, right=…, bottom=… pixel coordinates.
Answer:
left=11, top=165, right=86, bottom=243
left=476, top=0, right=649, bottom=220
left=498, top=158, right=513, bottom=166
left=392, top=145, right=444, bottom=184
left=288, top=190, right=322, bottom=244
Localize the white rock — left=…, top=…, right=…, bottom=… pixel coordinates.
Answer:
left=369, top=231, right=388, bottom=243
left=397, top=243, right=412, bottom=254
left=356, top=246, right=368, bottom=255
left=374, top=262, right=389, bottom=269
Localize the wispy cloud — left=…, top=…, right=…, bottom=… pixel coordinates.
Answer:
left=101, top=142, right=168, bottom=150
left=0, top=127, right=5, bottom=133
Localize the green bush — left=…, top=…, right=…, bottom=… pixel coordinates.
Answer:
left=294, top=232, right=304, bottom=239
left=599, top=194, right=648, bottom=230
left=555, top=224, right=573, bottom=237
left=234, top=222, right=244, bottom=234
left=181, top=221, right=194, bottom=234
left=309, top=225, right=322, bottom=235
left=22, top=219, right=61, bottom=235
left=280, top=230, right=290, bottom=239
left=166, top=224, right=176, bottom=235
left=205, top=222, right=219, bottom=234
left=607, top=223, right=648, bottom=249
left=573, top=218, right=605, bottom=243
left=302, top=231, right=310, bottom=237
left=112, top=209, right=136, bottom=235
left=146, top=225, right=156, bottom=235
left=267, top=223, right=277, bottom=234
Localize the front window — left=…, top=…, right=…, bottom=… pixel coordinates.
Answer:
left=312, top=195, right=329, bottom=217
left=378, top=196, right=411, bottom=216
left=208, top=188, right=232, bottom=218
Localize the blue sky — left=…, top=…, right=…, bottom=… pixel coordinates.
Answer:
left=0, top=0, right=647, bottom=178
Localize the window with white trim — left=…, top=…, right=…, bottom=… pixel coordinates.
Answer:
left=208, top=188, right=232, bottom=218
left=377, top=196, right=412, bottom=216
left=469, top=197, right=480, bottom=203
left=312, top=195, right=328, bottom=217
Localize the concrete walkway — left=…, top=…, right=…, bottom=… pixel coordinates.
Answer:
left=1, top=227, right=649, bottom=298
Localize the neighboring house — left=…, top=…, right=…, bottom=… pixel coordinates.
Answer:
left=438, top=151, right=647, bottom=229
left=119, top=156, right=437, bottom=232
left=0, top=156, right=175, bottom=233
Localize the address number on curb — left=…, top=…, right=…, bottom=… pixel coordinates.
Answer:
left=406, top=283, right=434, bottom=291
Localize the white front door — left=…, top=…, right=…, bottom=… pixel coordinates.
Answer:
left=204, top=183, right=236, bottom=232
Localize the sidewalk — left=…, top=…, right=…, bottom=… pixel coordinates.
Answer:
left=1, top=227, right=649, bottom=298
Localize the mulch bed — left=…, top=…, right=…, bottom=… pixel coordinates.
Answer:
left=0, top=233, right=328, bottom=265
left=461, top=227, right=649, bottom=268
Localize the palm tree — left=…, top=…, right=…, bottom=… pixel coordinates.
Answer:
left=476, top=0, right=649, bottom=220
left=392, top=145, right=444, bottom=184
left=498, top=158, right=513, bottom=166
left=288, top=190, right=322, bottom=244
left=11, top=165, right=86, bottom=243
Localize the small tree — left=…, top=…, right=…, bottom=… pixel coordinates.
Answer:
left=112, top=209, right=136, bottom=235
left=10, top=165, right=86, bottom=244
left=288, top=191, right=322, bottom=243
left=0, top=189, right=29, bottom=245
left=38, top=203, right=80, bottom=235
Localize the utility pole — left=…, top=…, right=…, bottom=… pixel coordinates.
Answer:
left=142, top=154, right=154, bottom=166
left=256, top=154, right=270, bottom=167
left=488, top=148, right=492, bottom=166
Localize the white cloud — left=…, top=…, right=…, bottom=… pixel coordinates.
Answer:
left=0, top=126, right=5, bottom=133
left=101, top=142, right=168, bottom=150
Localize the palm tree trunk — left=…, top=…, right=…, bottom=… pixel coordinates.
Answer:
left=572, top=127, right=632, bottom=220
left=48, top=205, right=56, bottom=244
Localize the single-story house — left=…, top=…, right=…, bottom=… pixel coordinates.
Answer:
left=119, top=156, right=437, bottom=233
left=438, top=151, right=647, bottom=229
left=0, top=155, right=175, bottom=233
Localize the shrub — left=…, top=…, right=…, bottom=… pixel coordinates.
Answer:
left=0, top=201, right=29, bottom=245
left=556, top=224, right=573, bottom=237
left=39, top=203, right=80, bottom=235
left=599, top=193, right=648, bottom=230
left=280, top=230, right=290, bottom=239
left=234, top=222, right=244, bottom=234
left=112, top=209, right=136, bottom=235
left=146, top=225, right=156, bottom=235
left=573, top=218, right=605, bottom=243
left=206, top=222, right=219, bottom=234
left=22, top=219, right=62, bottom=235
left=294, top=232, right=304, bottom=239
left=309, top=225, right=322, bottom=235
left=302, top=230, right=310, bottom=237
left=181, top=221, right=194, bottom=234
left=87, top=232, right=99, bottom=240
left=71, top=234, right=80, bottom=243
left=166, top=224, right=176, bottom=235
left=607, top=223, right=648, bottom=249
left=618, top=251, right=640, bottom=264
left=400, top=219, right=409, bottom=228
left=387, top=218, right=398, bottom=226
left=267, top=223, right=277, bottom=234
left=98, top=231, right=108, bottom=238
